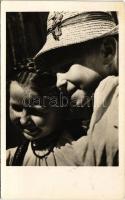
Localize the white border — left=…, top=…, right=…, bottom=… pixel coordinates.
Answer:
left=1, top=1, right=125, bottom=200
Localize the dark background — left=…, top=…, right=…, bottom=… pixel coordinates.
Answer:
left=6, top=12, right=48, bottom=148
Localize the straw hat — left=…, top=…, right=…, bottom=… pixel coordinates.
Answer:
left=35, top=11, right=118, bottom=58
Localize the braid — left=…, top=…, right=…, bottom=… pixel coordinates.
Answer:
left=12, top=58, right=58, bottom=95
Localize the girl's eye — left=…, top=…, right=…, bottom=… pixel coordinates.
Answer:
left=28, top=107, right=50, bottom=116
left=11, top=104, right=23, bottom=112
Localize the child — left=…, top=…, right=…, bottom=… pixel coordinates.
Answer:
left=6, top=59, right=89, bottom=166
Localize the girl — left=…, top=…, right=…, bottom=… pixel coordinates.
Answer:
left=6, top=58, right=90, bottom=166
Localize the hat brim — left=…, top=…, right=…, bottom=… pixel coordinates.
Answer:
left=35, top=25, right=118, bottom=58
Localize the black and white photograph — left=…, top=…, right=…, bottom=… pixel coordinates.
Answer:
left=6, top=11, right=119, bottom=166
left=1, top=1, right=125, bottom=199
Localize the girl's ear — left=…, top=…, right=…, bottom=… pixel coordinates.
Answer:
left=100, top=37, right=117, bottom=65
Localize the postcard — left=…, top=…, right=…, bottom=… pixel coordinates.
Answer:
left=1, top=1, right=125, bottom=199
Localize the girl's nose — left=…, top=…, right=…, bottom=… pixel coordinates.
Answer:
left=20, top=109, right=30, bottom=125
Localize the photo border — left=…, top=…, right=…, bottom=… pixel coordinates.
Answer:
left=1, top=1, right=125, bottom=199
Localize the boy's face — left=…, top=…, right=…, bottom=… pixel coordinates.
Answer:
left=51, top=37, right=117, bottom=105
left=9, top=81, right=59, bottom=141
left=52, top=47, right=102, bottom=105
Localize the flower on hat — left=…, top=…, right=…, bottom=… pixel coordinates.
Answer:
left=48, top=12, right=63, bottom=40
left=35, top=12, right=118, bottom=58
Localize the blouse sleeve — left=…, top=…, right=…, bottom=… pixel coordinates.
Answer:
left=6, top=147, right=17, bottom=166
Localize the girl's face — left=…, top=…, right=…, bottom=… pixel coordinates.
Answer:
left=9, top=81, right=59, bottom=141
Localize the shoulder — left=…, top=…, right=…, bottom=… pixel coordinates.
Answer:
left=93, top=76, right=118, bottom=110
left=53, top=135, right=88, bottom=165
left=95, top=76, right=118, bottom=98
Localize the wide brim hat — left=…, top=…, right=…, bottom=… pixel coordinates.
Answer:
left=35, top=11, right=118, bottom=58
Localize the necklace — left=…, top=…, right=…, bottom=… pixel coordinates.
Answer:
left=31, top=142, right=55, bottom=159
left=31, top=133, right=59, bottom=159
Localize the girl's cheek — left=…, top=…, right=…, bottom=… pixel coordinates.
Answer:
left=9, top=106, right=18, bottom=122
left=31, top=115, right=46, bottom=127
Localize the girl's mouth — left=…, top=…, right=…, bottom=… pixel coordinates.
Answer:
left=23, top=128, right=41, bottom=136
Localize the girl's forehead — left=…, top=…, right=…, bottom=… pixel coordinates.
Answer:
left=10, top=81, right=38, bottom=101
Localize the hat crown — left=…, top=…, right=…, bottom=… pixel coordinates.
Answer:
left=48, top=11, right=114, bottom=23
left=47, top=11, right=116, bottom=40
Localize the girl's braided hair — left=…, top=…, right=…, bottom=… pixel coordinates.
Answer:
left=11, top=58, right=70, bottom=115
left=12, top=58, right=59, bottom=97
